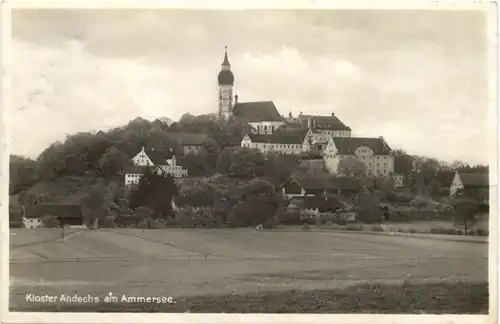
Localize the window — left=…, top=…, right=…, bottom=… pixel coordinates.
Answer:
left=377, top=163, right=379, bottom=167
left=368, top=170, right=372, bottom=175
left=384, top=170, right=387, bottom=174
left=384, top=163, right=387, bottom=167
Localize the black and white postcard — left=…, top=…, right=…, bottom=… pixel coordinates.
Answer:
left=1, top=1, right=497, bottom=323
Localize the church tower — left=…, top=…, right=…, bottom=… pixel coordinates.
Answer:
left=217, top=47, right=235, bottom=119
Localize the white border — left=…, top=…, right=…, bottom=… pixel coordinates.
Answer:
left=1, top=1, right=498, bottom=323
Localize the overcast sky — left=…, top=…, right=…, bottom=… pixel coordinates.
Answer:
left=11, top=9, right=491, bottom=164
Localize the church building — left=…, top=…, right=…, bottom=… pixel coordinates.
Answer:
left=216, top=47, right=396, bottom=178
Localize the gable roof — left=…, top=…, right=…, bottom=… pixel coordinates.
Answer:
left=144, top=148, right=174, bottom=165
left=459, top=173, right=489, bottom=188
left=164, top=132, right=210, bottom=146
left=332, top=137, right=392, bottom=155
left=232, top=101, right=283, bottom=122
left=298, top=114, right=351, bottom=131
left=247, top=128, right=311, bottom=145
left=24, top=205, right=83, bottom=219
left=291, top=175, right=363, bottom=191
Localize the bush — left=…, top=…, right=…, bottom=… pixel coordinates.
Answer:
left=346, top=224, right=363, bottom=231
left=335, top=219, right=347, bottom=225
left=408, top=228, right=416, bottom=234
left=302, top=223, right=311, bottom=231
left=371, top=225, right=384, bottom=232
left=277, top=211, right=302, bottom=225
left=475, top=228, right=488, bottom=236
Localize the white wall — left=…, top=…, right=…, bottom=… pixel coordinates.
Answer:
left=450, top=173, right=463, bottom=197
left=218, top=84, right=233, bottom=119
left=23, top=217, right=42, bottom=228
left=132, top=148, right=154, bottom=166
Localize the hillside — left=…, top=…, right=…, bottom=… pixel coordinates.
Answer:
left=9, top=175, right=111, bottom=207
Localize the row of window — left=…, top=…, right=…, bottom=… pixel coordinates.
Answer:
left=320, top=130, right=350, bottom=137
left=367, top=169, right=388, bottom=176
left=242, top=142, right=302, bottom=150
left=357, top=155, right=390, bottom=160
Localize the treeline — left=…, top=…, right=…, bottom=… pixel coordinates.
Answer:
left=9, top=114, right=488, bottom=198
left=9, top=114, right=251, bottom=195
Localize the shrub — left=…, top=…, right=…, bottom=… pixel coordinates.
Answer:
left=371, top=225, right=384, bottom=232
left=302, top=223, right=311, bottom=231
left=475, top=228, right=488, bottom=236
left=346, top=224, right=363, bottom=231
left=430, top=227, right=439, bottom=234
left=456, top=229, right=464, bottom=236
left=336, top=219, right=347, bottom=225
left=408, top=228, right=417, bottom=234
left=277, top=211, right=302, bottom=225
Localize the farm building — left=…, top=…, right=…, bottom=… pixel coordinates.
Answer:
left=450, top=172, right=489, bottom=203
left=22, top=205, right=84, bottom=228
left=281, top=174, right=362, bottom=199
left=287, top=195, right=349, bottom=220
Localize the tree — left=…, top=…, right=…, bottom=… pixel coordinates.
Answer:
left=337, top=158, right=366, bottom=178
left=263, top=153, right=300, bottom=186
left=41, top=215, right=60, bottom=228
left=451, top=192, right=478, bottom=235
left=216, top=146, right=239, bottom=174
left=374, top=176, right=394, bottom=192
left=9, top=155, right=38, bottom=195
left=229, top=147, right=266, bottom=178
left=236, top=178, right=275, bottom=202
left=128, top=168, right=178, bottom=219
left=393, top=149, right=414, bottom=175
left=81, top=183, right=111, bottom=227
left=98, top=146, right=133, bottom=178
left=355, top=194, right=382, bottom=224
left=228, top=193, right=279, bottom=227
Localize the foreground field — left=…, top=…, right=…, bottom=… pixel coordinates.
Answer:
left=9, top=228, right=489, bottom=312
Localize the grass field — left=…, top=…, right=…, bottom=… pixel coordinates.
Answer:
left=9, top=228, right=489, bottom=313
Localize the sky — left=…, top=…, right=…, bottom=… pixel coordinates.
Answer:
left=10, top=8, right=492, bottom=164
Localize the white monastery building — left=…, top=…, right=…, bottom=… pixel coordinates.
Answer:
left=216, top=47, right=396, bottom=178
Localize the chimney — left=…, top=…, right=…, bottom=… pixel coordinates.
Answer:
left=308, top=117, right=312, bottom=129
left=331, top=112, right=335, bottom=117
left=235, top=94, right=238, bottom=104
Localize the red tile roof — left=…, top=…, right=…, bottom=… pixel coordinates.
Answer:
left=24, top=205, right=83, bottom=220
left=459, top=173, right=489, bottom=187
left=332, top=137, right=392, bottom=155
left=233, top=101, right=283, bottom=122
left=298, top=114, right=351, bottom=131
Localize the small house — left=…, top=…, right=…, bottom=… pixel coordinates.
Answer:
left=23, top=205, right=84, bottom=228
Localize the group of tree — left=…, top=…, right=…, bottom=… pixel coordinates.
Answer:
left=215, top=146, right=301, bottom=186
left=176, top=177, right=282, bottom=228
left=128, top=167, right=179, bottom=219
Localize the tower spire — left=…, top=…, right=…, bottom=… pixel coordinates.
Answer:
left=222, top=46, right=230, bottom=66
